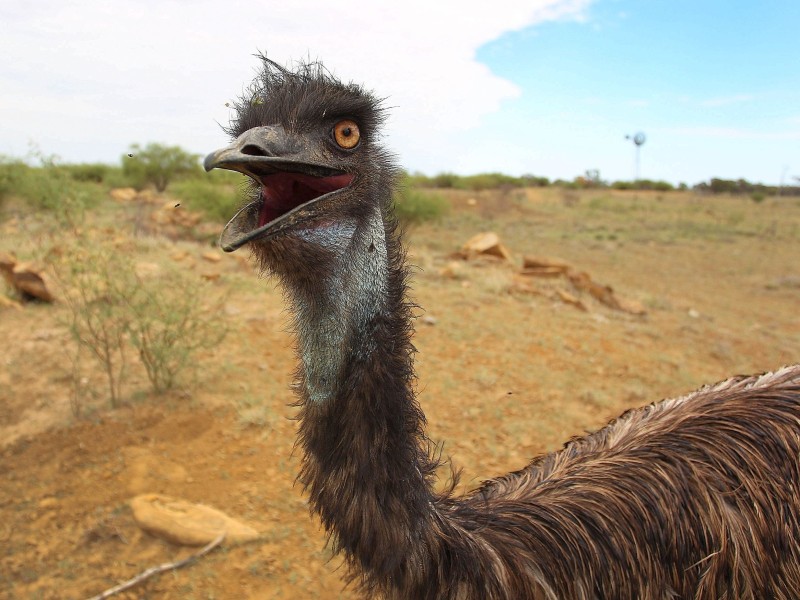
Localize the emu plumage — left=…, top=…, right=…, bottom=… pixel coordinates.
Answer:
left=205, top=57, right=800, bottom=599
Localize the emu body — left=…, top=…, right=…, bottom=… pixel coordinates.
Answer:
left=206, top=57, right=800, bottom=599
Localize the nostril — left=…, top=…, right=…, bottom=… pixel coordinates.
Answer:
left=241, top=144, right=269, bottom=157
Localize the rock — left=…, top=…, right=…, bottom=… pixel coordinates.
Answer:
left=616, top=298, right=647, bottom=316
left=9, top=262, right=55, bottom=302
left=109, top=187, right=138, bottom=202
left=438, top=261, right=463, bottom=279
left=0, top=295, right=22, bottom=310
left=523, top=255, right=571, bottom=271
left=766, top=275, right=800, bottom=290
left=201, top=251, right=222, bottom=263
left=556, top=288, right=588, bottom=312
left=466, top=198, right=478, bottom=206
left=38, top=497, right=58, bottom=510
left=521, top=255, right=571, bottom=278
left=509, top=277, right=545, bottom=296
left=461, top=232, right=513, bottom=262
left=130, top=494, right=260, bottom=546
left=0, top=252, right=16, bottom=286
left=567, top=270, right=646, bottom=316
left=520, top=266, right=567, bottom=278
left=2, top=253, right=56, bottom=303
left=421, top=315, right=438, bottom=326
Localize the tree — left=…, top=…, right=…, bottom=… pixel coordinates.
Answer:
left=122, top=143, right=199, bottom=192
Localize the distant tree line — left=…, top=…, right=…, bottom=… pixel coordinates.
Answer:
left=3, top=143, right=798, bottom=205
left=406, top=170, right=800, bottom=196
left=693, top=178, right=800, bottom=197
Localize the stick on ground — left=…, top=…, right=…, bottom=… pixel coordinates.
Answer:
left=85, top=532, right=225, bottom=600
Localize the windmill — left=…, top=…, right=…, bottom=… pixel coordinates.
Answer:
left=625, top=132, right=646, bottom=181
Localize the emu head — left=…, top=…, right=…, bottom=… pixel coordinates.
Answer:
left=204, top=57, right=396, bottom=284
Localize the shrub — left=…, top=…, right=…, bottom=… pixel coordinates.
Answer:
left=403, top=171, right=435, bottom=187
left=122, top=143, right=200, bottom=192
left=457, top=173, right=525, bottom=191
left=58, top=236, right=227, bottom=409
left=431, top=172, right=461, bottom=188
left=393, top=186, right=449, bottom=225
left=60, top=245, right=133, bottom=408
left=0, top=157, right=27, bottom=207
left=521, top=174, right=550, bottom=187
left=126, top=274, right=227, bottom=394
left=170, top=172, right=244, bottom=222
left=63, top=163, right=110, bottom=183
left=0, top=153, right=102, bottom=227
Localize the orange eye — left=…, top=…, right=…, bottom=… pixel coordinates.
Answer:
left=333, top=119, right=360, bottom=149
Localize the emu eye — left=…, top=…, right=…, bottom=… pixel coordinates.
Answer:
left=333, top=119, right=360, bottom=149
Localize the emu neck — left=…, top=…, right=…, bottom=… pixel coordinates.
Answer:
left=287, top=207, right=436, bottom=583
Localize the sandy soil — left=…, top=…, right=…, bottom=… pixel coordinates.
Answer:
left=1, top=188, right=799, bottom=599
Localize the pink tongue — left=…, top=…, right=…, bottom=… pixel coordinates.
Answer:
left=258, top=172, right=353, bottom=227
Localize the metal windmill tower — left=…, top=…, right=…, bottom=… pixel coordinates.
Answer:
left=625, top=132, right=646, bottom=181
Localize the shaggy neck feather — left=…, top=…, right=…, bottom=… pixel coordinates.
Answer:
left=287, top=204, right=438, bottom=588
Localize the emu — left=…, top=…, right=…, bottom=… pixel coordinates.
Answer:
left=205, top=57, right=800, bottom=599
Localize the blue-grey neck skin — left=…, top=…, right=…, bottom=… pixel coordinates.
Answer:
left=291, top=206, right=388, bottom=404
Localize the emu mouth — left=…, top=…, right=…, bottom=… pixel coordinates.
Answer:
left=203, top=151, right=353, bottom=252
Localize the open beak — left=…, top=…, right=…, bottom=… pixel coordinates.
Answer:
left=204, top=126, right=354, bottom=252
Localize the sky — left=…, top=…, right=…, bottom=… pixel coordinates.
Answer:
left=1, top=0, right=798, bottom=186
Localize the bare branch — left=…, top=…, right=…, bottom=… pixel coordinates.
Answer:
left=84, top=533, right=225, bottom=600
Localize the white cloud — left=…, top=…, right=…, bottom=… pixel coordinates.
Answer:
left=699, top=94, right=755, bottom=107
left=0, top=0, right=591, bottom=168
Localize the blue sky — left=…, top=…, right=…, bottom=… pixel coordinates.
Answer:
left=1, top=0, right=798, bottom=185
left=468, top=0, right=800, bottom=184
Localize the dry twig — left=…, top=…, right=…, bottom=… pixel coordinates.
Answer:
left=84, top=532, right=225, bottom=600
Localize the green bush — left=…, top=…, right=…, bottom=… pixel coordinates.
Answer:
left=0, top=157, right=28, bottom=206
left=521, top=174, right=550, bottom=187
left=122, top=143, right=200, bottom=192
left=393, top=186, right=449, bottom=225
left=170, top=174, right=243, bottom=222
left=0, top=154, right=102, bottom=226
left=431, top=172, right=461, bottom=188
left=456, top=173, right=526, bottom=191
left=611, top=179, right=674, bottom=192
left=63, top=163, right=111, bottom=183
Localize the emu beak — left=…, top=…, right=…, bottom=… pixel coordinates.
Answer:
left=204, top=126, right=353, bottom=252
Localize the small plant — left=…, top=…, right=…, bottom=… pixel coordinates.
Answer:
left=126, top=273, right=227, bottom=394
left=60, top=243, right=133, bottom=408
left=57, top=234, right=227, bottom=409
left=750, top=191, right=766, bottom=204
